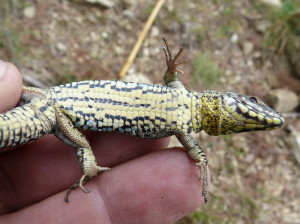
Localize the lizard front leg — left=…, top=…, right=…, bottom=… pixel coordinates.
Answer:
left=52, top=105, right=111, bottom=202
left=162, top=40, right=209, bottom=201
left=175, top=133, right=209, bottom=203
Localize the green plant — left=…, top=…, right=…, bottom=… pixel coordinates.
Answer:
left=191, top=52, right=222, bottom=87
left=265, top=0, right=300, bottom=53
left=192, top=210, right=222, bottom=224
left=0, top=28, right=24, bottom=60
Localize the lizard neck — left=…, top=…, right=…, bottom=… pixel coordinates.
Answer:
left=191, top=90, right=222, bottom=135
left=191, top=91, right=202, bottom=133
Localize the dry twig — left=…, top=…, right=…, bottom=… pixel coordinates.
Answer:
left=118, top=0, right=165, bottom=79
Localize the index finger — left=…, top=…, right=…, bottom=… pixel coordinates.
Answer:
left=0, top=133, right=170, bottom=212
left=1, top=149, right=207, bottom=224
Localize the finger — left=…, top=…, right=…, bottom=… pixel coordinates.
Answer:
left=0, top=133, right=170, bottom=211
left=0, top=60, right=22, bottom=112
left=88, top=132, right=170, bottom=165
left=1, top=149, right=208, bottom=224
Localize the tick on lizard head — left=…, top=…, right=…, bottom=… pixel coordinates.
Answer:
left=0, top=38, right=284, bottom=203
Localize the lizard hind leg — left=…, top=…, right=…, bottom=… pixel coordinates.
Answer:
left=52, top=105, right=111, bottom=202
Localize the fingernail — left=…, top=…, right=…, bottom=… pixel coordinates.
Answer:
left=0, top=60, right=8, bottom=81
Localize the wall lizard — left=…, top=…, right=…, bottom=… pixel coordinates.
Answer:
left=0, top=39, right=284, bottom=203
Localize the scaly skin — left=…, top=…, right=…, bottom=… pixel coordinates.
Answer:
left=0, top=39, right=284, bottom=203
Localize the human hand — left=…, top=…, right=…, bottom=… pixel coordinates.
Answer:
left=0, top=60, right=208, bottom=224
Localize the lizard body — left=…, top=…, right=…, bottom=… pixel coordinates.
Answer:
left=0, top=39, right=284, bottom=203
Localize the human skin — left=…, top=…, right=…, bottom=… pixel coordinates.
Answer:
left=0, top=60, right=208, bottom=224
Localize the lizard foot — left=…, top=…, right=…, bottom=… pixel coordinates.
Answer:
left=64, top=166, right=111, bottom=202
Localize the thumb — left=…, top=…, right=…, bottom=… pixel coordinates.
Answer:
left=0, top=60, right=23, bottom=112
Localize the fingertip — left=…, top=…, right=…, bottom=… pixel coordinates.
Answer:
left=0, top=60, right=23, bottom=112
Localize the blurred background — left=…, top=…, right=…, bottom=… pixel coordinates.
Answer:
left=1, top=0, right=299, bottom=223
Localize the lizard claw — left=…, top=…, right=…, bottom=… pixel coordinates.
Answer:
left=64, top=174, right=91, bottom=202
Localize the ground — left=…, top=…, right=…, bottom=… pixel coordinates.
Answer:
left=1, top=0, right=300, bottom=223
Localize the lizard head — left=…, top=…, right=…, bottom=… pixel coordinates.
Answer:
left=198, top=91, right=284, bottom=136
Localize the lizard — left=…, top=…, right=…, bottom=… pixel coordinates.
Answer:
left=0, top=38, right=284, bottom=203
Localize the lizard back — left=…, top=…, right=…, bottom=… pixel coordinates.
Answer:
left=48, top=80, right=194, bottom=138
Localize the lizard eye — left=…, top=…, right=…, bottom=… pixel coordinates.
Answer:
left=249, top=96, right=258, bottom=104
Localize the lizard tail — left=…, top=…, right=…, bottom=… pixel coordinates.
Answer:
left=0, top=99, right=55, bottom=149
